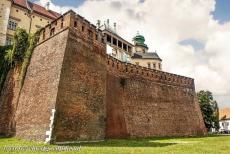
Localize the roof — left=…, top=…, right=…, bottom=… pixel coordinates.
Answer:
left=219, top=108, right=230, bottom=120
left=12, top=0, right=60, bottom=20
left=132, top=52, right=162, bottom=61
left=133, top=32, right=148, bottom=49
left=102, top=29, right=133, bottom=47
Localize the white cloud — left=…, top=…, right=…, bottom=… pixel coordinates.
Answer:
left=35, top=0, right=230, bottom=108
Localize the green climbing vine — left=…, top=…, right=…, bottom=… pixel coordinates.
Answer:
left=0, top=28, right=40, bottom=93
left=19, top=30, right=40, bottom=88
left=0, top=45, right=12, bottom=92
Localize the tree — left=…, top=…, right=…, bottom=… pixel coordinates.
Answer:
left=197, top=90, right=220, bottom=131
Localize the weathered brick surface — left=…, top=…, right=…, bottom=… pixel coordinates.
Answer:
left=52, top=28, right=107, bottom=142
left=14, top=29, right=69, bottom=141
left=0, top=10, right=206, bottom=142
left=0, top=66, right=21, bottom=136
left=106, top=57, right=206, bottom=138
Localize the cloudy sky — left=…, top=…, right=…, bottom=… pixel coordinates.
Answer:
left=32, top=0, right=230, bottom=108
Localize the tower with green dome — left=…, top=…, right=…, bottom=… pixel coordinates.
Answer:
left=133, top=31, right=148, bottom=53
left=131, top=31, right=162, bottom=71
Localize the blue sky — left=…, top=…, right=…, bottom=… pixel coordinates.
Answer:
left=213, top=0, right=230, bottom=23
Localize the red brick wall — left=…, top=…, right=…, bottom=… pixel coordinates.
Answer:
left=106, top=56, right=206, bottom=138
left=52, top=28, right=107, bottom=142
left=14, top=29, right=70, bottom=141
left=0, top=10, right=206, bottom=142
left=0, top=66, right=21, bottom=136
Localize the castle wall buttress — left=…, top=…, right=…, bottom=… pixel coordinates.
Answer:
left=52, top=28, right=107, bottom=142
left=14, top=28, right=69, bottom=141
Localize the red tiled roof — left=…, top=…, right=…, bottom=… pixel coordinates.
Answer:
left=13, top=0, right=28, bottom=9
left=12, top=0, right=60, bottom=20
left=219, top=108, right=230, bottom=120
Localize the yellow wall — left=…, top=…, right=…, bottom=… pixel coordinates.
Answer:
left=8, top=5, right=53, bottom=33
left=0, top=0, right=12, bottom=46
left=1, top=1, right=55, bottom=46
left=30, top=12, right=52, bottom=33
left=131, top=59, right=162, bottom=71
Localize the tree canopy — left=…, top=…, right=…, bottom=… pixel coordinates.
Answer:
left=197, top=90, right=219, bottom=131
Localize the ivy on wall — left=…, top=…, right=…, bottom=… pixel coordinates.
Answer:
left=0, top=28, right=40, bottom=93
left=19, top=30, right=40, bottom=88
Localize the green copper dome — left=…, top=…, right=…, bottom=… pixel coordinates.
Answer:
left=133, top=31, right=148, bottom=49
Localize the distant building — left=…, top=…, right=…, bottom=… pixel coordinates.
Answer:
left=99, top=20, right=162, bottom=70
left=0, top=0, right=60, bottom=46
left=131, top=32, right=162, bottom=71
left=99, top=19, right=133, bottom=62
left=219, top=108, right=230, bottom=132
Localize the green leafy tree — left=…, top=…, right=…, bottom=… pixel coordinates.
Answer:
left=197, top=90, right=220, bottom=131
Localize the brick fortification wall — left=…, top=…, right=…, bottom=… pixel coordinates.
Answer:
left=0, top=10, right=206, bottom=142
left=106, top=56, right=206, bottom=138
left=15, top=10, right=107, bottom=142
left=52, top=13, right=107, bottom=142
left=0, top=66, right=21, bottom=136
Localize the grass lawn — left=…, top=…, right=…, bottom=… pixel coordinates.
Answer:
left=0, top=135, right=230, bottom=154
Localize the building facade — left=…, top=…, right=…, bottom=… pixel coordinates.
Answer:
left=0, top=0, right=60, bottom=46
left=100, top=20, right=133, bottom=63
left=131, top=32, right=162, bottom=71
left=219, top=108, right=230, bottom=132
left=99, top=20, right=162, bottom=71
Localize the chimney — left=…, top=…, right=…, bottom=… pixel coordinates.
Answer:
left=107, top=19, right=110, bottom=28
left=97, top=20, right=101, bottom=29
left=45, top=2, right=50, bottom=10
left=114, top=22, right=117, bottom=33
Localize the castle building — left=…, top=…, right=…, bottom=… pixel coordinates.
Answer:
left=131, top=32, right=162, bottom=70
left=99, top=20, right=162, bottom=70
left=0, top=0, right=60, bottom=46
left=99, top=19, right=133, bottom=63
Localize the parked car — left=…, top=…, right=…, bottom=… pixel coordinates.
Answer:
left=219, top=129, right=230, bottom=134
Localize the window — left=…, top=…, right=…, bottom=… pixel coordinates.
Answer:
left=50, top=27, right=55, bottom=36
left=112, top=37, right=117, bottom=46
left=106, top=35, right=111, bottom=43
left=74, top=21, right=77, bottom=27
left=226, top=122, right=229, bottom=126
left=42, top=31, right=45, bottom=40
left=153, top=63, right=156, bottom=69
left=118, top=40, right=122, bottom=48
left=61, top=22, right=63, bottom=28
left=128, top=46, right=132, bottom=52
left=8, top=20, right=17, bottom=30
left=6, top=36, right=13, bottom=45
left=123, top=43, right=127, bottom=51
left=147, top=62, right=151, bottom=68
left=159, top=63, right=161, bottom=70
left=82, top=26, right=84, bottom=32
left=135, top=62, right=139, bottom=66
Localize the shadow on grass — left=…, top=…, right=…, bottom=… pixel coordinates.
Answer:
left=64, top=139, right=177, bottom=148
left=62, top=134, right=227, bottom=148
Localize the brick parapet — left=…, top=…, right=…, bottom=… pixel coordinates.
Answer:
left=37, top=10, right=106, bottom=54
left=106, top=55, right=194, bottom=89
